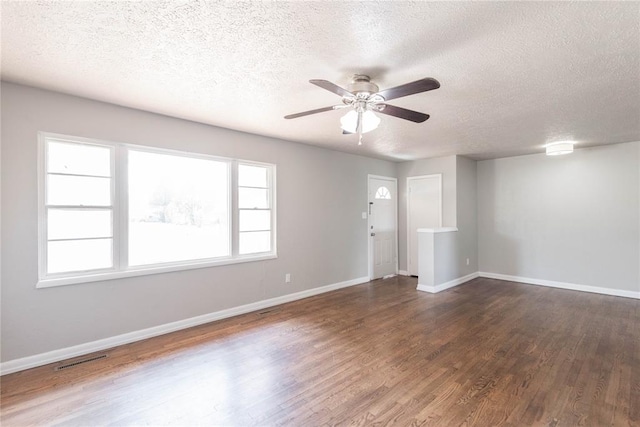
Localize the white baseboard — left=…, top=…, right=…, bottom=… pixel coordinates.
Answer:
left=417, top=272, right=479, bottom=293
left=1, top=276, right=370, bottom=375
left=398, top=270, right=409, bottom=276
left=479, top=272, right=640, bottom=300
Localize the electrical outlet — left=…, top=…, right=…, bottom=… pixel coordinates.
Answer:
left=466, top=258, right=470, bottom=266
left=285, top=273, right=291, bottom=283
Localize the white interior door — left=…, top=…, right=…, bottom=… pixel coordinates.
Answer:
left=407, top=175, right=442, bottom=276
left=369, top=176, right=397, bottom=280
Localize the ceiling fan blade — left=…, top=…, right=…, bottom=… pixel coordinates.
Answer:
left=375, top=78, right=440, bottom=101
left=284, top=106, right=337, bottom=119
left=309, top=79, right=354, bottom=98
left=377, top=104, right=430, bottom=123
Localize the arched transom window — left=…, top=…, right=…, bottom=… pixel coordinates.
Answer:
left=375, top=186, right=391, bottom=200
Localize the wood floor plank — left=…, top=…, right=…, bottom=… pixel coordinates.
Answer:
left=1, top=276, right=638, bottom=426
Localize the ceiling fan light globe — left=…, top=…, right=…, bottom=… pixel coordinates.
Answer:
left=340, top=110, right=380, bottom=134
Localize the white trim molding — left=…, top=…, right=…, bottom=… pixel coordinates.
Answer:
left=398, top=270, right=410, bottom=276
left=417, top=272, right=479, bottom=293
left=416, top=227, right=458, bottom=233
left=479, top=272, right=640, bottom=300
left=1, top=276, right=369, bottom=375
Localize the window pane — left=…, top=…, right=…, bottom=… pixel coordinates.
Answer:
left=128, top=150, right=230, bottom=266
left=239, top=210, right=270, bottom=232
left=48, top=209, right=112, bottom=240
left=239, top=188, right=269, bottom=209
left=47, top=175, right=111, bottom=206
left=239, top=231, right=271, bottom=255
left=375, top=186, right=391, bottom=199
left=47, top=239, right=112, bottom=273
left=48, top=141, right=111, bottom=177
left=238, top=164, right=267, bottom=188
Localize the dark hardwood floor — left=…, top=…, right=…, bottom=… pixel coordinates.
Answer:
left=1, top=276, right=638, bottom=426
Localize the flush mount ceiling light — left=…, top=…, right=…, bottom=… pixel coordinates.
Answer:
left=545, top=141, right=575, bottom=156
left=285, top=74, right=440, bottom=145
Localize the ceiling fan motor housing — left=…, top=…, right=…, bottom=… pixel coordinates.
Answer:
left=346, top=75, right=380, bottom=96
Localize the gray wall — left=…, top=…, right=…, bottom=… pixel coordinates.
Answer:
left=454, top=156, right=478, bottom=277
left=478, top=142, right=640, bottom=292
left=1, top=82, right=396, bottom=362
left=397, top=155, right=457, bottom=272
left=433, top=231, right=459, bottom=285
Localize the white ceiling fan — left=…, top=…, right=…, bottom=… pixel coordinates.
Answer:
left=285, top=74, right=440, bottom=144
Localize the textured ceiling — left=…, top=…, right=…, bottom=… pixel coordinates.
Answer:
left=2, top=1, right=639, bottom=161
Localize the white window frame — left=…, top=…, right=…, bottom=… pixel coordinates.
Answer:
left=37, top=132, right=277, bottom=288
left=236, top=162, right=275, bottom=257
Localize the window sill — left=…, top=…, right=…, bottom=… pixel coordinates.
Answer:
left=36, top=253, right=278, bottom=288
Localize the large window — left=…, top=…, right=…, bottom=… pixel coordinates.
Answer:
left=128, top=150, right=230, bottom=266
left=38, top=133, right=276, bottom=287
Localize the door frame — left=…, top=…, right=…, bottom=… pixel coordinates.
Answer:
left=406, top=174, right=442, bottom=276
left=367, top=174, right=398, bottom=280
